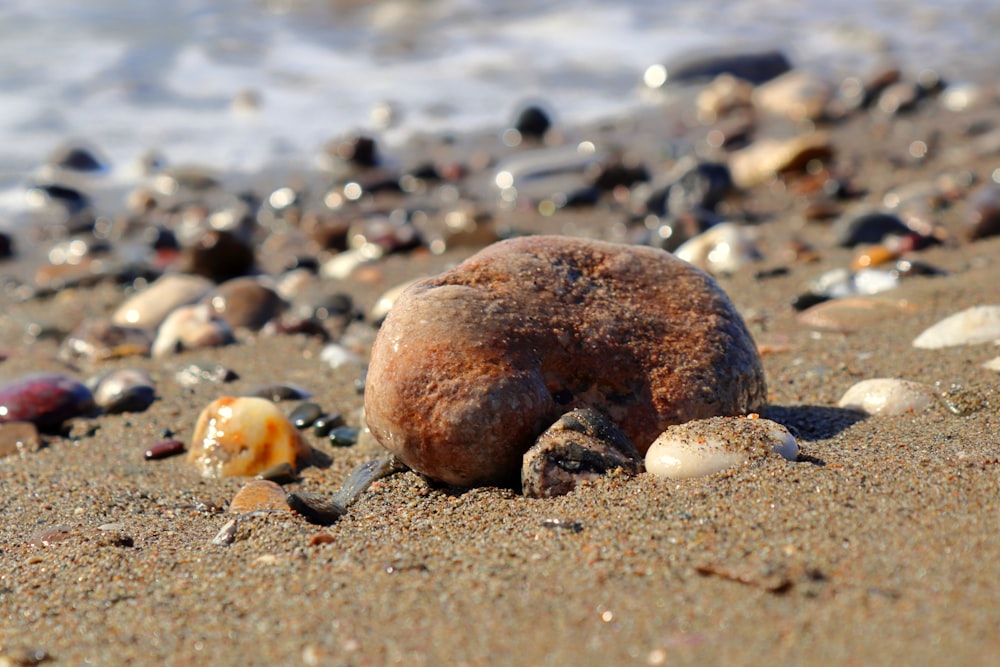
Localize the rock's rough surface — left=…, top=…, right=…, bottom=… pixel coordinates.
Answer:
left=522, top=408, right=643, bottom=498
left=365, top=235, right=766, bottom=487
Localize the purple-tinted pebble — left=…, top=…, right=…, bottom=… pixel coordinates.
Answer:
left=145, top=439, right=186, bottom=460
left=0, top=373, right=95, bottom=430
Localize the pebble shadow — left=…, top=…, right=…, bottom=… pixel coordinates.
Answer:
left=761, top=404, right=866, bottom=443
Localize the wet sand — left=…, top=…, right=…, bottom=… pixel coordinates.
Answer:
left=2, top=71, right=1000, bottom=666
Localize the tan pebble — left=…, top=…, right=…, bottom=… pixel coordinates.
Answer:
left=188, top=396, right=313, bottom=478
left=696, top=74, right=754, bottom=122
left=983, top=357, right=1000, bottom=372
left=837, top=378, right=935, bottom=416
left=797, top=297, right=917, bottom=333
left=645, top=415, right=798, bottom=480
left=229, top=479, right=291, bottom=513
left=112, top=274, right=213, bottom=330
left=753, top=70, right=832, bottom=122
left=729, top=133, right=833, bottom=188
left=152, top=304, right=234, bottom=357
left=912, top=305, right=1000, bottom=349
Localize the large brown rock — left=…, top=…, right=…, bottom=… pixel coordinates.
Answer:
left=364, top=235, right=766, bottom=487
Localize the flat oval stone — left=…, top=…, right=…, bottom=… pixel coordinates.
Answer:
left=365, top=235, right=766, bottom=487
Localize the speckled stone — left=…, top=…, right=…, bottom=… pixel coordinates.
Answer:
left=365, top=235, right=766, bottom=487
left=229, top=480, right=291, bottom=513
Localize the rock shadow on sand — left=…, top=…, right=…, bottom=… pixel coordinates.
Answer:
left=761, top=404, right=866, bottom=443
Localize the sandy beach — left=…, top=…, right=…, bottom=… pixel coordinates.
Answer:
left=2, top=54, right=1000, bottom=667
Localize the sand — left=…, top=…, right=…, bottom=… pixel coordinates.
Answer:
left=2, top=72, right=1000, bottom=666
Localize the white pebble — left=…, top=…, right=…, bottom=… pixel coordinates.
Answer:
left=112, top=274, right=213, bottom=330
left=673, top=222, right=760, bottom=275
left=837, top=378, right=935, bottom=416
left=152, top=304, right=234, bottom=357
left=645, top=416, right=798, bottom=480
left=982, top=357, right=1000, bottom=372
left=912, top=305, right=1000, bottom=349
left=320, top=343, right=363, bottom=369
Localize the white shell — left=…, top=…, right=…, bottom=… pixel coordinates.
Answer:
left=982, top=357, right=1000, bottom=372
left=837, top=378, right=935, bottom=416
left=912, top=305, right=1000, bottom=349
left=674, top=222, right=760, bottom=275
left=645, top=416, right=798, bottom=480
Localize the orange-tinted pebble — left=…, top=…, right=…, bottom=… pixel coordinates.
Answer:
left=851, top=245, right=898, bottom=271
left=188, top=396, right=313, bottom=478
left=308, top=532, right=336, bottom=546
left=229, top=480, right=291, bottom=513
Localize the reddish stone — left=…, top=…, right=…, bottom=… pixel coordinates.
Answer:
left=365, top=235, right=766, bottom=487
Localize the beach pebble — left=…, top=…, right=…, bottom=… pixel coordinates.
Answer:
left=329, top=425, right=360, bottom=447
left=650, top=49, right=791, bottom=87
left=289, top=402, right=323, bottom=429
left=180, top=229, right=255, bottom=283
left=144, top=439, right=186, bottom=460
left=521, top=408, right=643, bottom=498
left=152, top=304, right=235, bottom=357
left=966, top=183, right=1000, bottom=241
left=229, top=480, right=291, bottom=513
left=0, top=373, right=95, bottom=430
left=662, top=161, right=733, bottom=217
left=188, top=396, right=314, bottom=478
left=89, top=368, right=156, bottom=414
left=365, top=235, right=766, bottom=487
left=796, top=297, right=915, bottom=333
left=313, top=413, right=344, bottom=437
left=832, top=210, right=912, bottom=247
left=983, top=357, right=1000, bottom=372
left=696, top=75, right=753, bottom=121
left=673, top=222, right=761, bottom=275
left=512, top=103, right=552, bottom=140
left=728, top=133, right=833, bottom=188
left=58, top=319, right=153, bottom=363
left=645, top=415, right=798, bottom=480
left=112, top=274, right=213, bottom=330
left=204, top=277, right=287, bottom=331
left=175, top=361, right=239, bottom=388
left=837, top=378, right=935, bottom=416
left=320, top=343, right=364, bottom=369
left=912, top=305, right=1000, bottom=349
left=753, top=70, right=832, bottom=122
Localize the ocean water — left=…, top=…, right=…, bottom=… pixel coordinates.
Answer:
left=0, top=0, right=997, bottom=217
